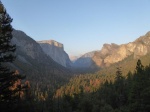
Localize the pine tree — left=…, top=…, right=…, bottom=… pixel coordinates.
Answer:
left=115, top=67, right=127, bottom=108
left=0, top=1, right=25, bottom=104
left=115, top=67, right=123, bottom=80
left=129, top=60, right=146, bottom=112
left=135, top=59, right=144, bottom=74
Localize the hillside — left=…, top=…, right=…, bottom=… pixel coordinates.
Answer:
left=11, top=29, right=72, bottom=90
left=74, top=31, right=150, bottom=71
left=55, top=52, right=150, bottom=97
left=73, top=51, right=96, bottom=68
left=53, top=59, right=150, bottom=112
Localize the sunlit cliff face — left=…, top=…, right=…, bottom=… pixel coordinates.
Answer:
left=38, top=40, right=72, bottom=67
left=92, top=32, right=150, bottom=67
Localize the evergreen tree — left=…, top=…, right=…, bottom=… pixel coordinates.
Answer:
left=0, top=1, right=25, bottom=104
left=115, top=67, right=123, bottom=80
left=129, top=60, right=145, bottom=112
left=135, top=59, right=144, bottom=74
left=115, top=67, right=127, bottom=108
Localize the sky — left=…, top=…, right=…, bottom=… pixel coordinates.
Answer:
left=1, top=0, right=150, bottom=56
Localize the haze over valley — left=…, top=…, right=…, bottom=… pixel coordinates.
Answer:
left=1, top=0, right=150, bottom=112
left=12, top=29, right=150, bottom=72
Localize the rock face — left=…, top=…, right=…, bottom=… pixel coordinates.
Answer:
left=92, top=31, right=150, bottom=67
left=11, top=29, right=71, bottom=88
left=12, top=30, right=45, bottom=61
left=74, top=31, right=150, bottom=69
left=38, top=40, right=72, bottom=67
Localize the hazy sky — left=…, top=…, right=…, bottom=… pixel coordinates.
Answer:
left=2, top=0, right=150, bottom=56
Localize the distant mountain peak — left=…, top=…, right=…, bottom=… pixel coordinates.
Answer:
left=69, top=55, right=80, bottom=62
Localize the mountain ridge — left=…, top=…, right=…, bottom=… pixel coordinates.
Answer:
left=73, top=51, right=96, bottom=68
left=11, top=29, right=72, bottom=90
left=74, top=31, right=150, bottom=70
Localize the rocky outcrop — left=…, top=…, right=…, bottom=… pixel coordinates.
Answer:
left=11, top=29, right=71, bottom=83
left=12, top=30, right=45, bottom=61
left=38, top=40, right=72, bottom=68
left=92, top=31, right=150, bottom=67
left=73, top=31, right=150, bottom=69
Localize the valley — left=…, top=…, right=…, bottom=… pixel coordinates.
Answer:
left=1, top=0, right=150, bottom=112
left=10, top=28, right=150, bottom=112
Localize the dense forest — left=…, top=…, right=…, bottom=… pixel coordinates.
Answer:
left=8, top=59, right=150, bottom=112
left=51, top=59, right=150, bottom=112
left=1, top=1, right=150, bottom=112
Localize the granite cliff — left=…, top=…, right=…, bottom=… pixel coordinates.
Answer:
left=38, top=40, right=72, bottom=68
left=93, top=31, right=150, bottom=67
left=11, top=29, right=71, bottom=88
left=74, top=31, right=150, bottom=69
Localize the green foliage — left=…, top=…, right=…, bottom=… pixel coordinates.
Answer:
left=49, top=60, right=150, bottom=112
left=0, top=2, right=28, bottom=111
left=0, top=2, right=17, bottom=101
left=1, top=1, right=150, bottom=111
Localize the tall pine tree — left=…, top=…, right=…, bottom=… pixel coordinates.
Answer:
left=0, top=1, right=25, bottom=104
